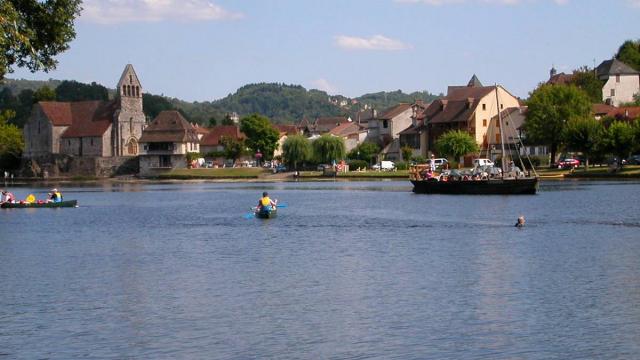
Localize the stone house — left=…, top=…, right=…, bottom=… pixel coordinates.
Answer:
left=597, top=59, right=640, bottom=106
left=328, top=122, right=367, bottom=153
left=367, top=103, right=413, bottom=160
left=23, top=64, right=145, bottom=159
left=138, top=110, right=200, bottom=176
left=398, top=77, right=520, bottom=165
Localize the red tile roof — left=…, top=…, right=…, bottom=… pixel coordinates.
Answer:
left=592, top=103, right=616, bottom=115
left=379, top=103, right=411, bottom=120
left=59, top=101, right=117, bottom=138
left=139, top=110, right=199, bottom=143
left=200, top=125, right=245, bottom=146
left=192, top=123, right=210, bottom=135
left=329, top=122, right=364, bottom=137
left=314, top=117, right=350, bottom=133
left=274, top=124, right=299, bottom=135
left=39, top=102, right=74, bottom=126
left=607, top=106, right=640, bottom=120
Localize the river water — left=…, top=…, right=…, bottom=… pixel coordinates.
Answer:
left=1, top=180, right=639, bottom=359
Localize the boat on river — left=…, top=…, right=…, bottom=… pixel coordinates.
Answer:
left=255, top=207, right=277, bottom=219
left=410, top=174, right=538, bottom=195
left=1, top=200, right=78, bottom=209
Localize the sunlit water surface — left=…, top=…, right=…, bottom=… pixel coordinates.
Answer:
left=1, top=180, right=639, bottom=359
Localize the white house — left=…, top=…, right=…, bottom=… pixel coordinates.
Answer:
left=597, top=59, right=640, bottom=106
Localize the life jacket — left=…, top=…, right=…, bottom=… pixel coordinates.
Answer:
left=54, top=192, right=62, bottom=202
left=260, top=196, right=271, bottom=206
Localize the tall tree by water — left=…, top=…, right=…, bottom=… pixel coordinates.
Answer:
left=0, top=0, right=82, bottom=81
left=616, top=39, right=640, bottom=71
left=239, top=114, right=280, bottom=160
left=282, top=135, right=311, bottom=170
left=0, top=110, right=24, bottom=169
left=523, top=84, right=592, bottom=165
left=563, top=116, right=604, bottom=169
left=220, top=136, right=245, bottom=165
left=347, top=142, right=380, bottom=165
left=602, top=121, right=635, bottom=168
left=312, top=135, right=346, bottom=165
left=435, top=130, right=479, bottom=166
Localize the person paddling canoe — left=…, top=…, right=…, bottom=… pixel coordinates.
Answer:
left=47, top=188, right=63, bottom=203
left=257, top=191, right=277, bottom=212
left=1, top=189, right=16, bottom=203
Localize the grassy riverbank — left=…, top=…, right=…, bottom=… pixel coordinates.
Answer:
left=535, top=165, right=640, bottom=179
left=156, top=168, right=266, bottom=179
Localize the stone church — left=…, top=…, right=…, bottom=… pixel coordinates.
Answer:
left=23, top=64, right=146, bottom=158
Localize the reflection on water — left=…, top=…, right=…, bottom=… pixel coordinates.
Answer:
left=1, top=180, right=640, bottom=359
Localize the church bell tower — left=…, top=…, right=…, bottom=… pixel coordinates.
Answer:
left=114, top=64, right=145, bottom=156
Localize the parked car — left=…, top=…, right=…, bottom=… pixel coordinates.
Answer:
left=473, top=158, right=494, bottom=168
left=555, top=158, right=581, bottom=169
left=428, top=158, right=448, bottom=168
left=273, top=164, right=287, bottom=173
left=204, top=160, right=214, bottom=168
left=627, top=154, right=640, bottom=165
left=372, top=160, right=396, bottom=171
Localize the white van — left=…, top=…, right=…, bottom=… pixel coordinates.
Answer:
left=373, top=161, right=396, bottom=171
left=473, top=158, right=494, bottom=167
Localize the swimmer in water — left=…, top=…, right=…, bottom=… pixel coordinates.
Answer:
left=515, top=216, right=525, bottom=228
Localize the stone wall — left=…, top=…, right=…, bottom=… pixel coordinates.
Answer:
left=19, top=154, right=139, bottom=178
left=139, top=154, right=186, bottom=177
left=23, top=105, right=68, bottom=158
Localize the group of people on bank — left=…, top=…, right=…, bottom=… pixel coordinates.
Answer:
left=0, top=188, right=63, bottom=204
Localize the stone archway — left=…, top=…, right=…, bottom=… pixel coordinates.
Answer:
left=126, top=138, right=138, bottom=155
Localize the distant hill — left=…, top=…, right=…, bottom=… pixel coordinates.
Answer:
left=0, top=79, right=440, bottom=127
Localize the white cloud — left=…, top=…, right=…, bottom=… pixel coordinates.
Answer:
left=394, top=0, right=569, bottom=5
left=311, top=78, right=338, bottom=94
left=335, top=35, right=412, bottom=51
left=81, top=0, right=243, bottom=24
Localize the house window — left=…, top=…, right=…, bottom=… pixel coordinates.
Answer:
left=482, top=119, right=487, bottom=127
left=383, top=120, right=389, bottom=129
left=616, top=74, right=620, bottom=83
left=506, top=121, right=509, bottom=126
left=500, top=104, right=504, bottom=109
left=482, top=104, right=486, bottom=111
left=90, top=138, right=94, bottom=146
left=611, top=89, right=616, bottom=97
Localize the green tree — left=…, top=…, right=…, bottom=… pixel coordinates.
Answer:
left=239, top=114, right=280, bottom=160
left=401, top=145, right=413, bottom=162
left=55, top=80, right=109, bottom=102
left=220, top=136, right=245, bottom=164
left=33, top=85, right=55, bottom=102
left=602, top=121, right=635, bottom=168
left=347, top=141, right=380, bottom=165
left=312, top=134, right=346, bottom=164
left=615, top=39, right=640, bottom=71
left=569, top=66, right=603, bottom=103
left=208, top=117, right=217, bottom=127
left=563, top=116, right=604, bottom=169
left=0, top=110, right=24, bottom=169
left=435, top=130, right=479, bottom=166
left=143, top=93, right=176, bottom=120
left=523, top=84, right=592, bottom=165
left=221, top=114, right=234, bottom=125
left=0, top=0, right=82, bottom=80
left=282, top=135, right=311, bottom=170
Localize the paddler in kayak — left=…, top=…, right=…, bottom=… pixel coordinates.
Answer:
left=47, top=188, right=63, bottom=203
left=257, top=191, right=277, bottom=212
left=1, top=189, right=16, bottom=203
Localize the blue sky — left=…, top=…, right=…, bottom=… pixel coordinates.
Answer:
left=9, top=0, right=640, bottom=101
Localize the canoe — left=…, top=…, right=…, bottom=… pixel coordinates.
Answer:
left=255, top=208, right=277, bottom=219
left=1, top=200, right=78, bottom=209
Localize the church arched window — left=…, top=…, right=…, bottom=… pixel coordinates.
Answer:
left=122, top=85, right=126, bottom=96
left=129, top=74, right=133, bottom=83
left=135, top=86, right=140, bottom=97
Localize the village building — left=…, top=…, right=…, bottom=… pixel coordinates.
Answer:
left=138, top=110, right=200, bottom=176
left=297, top=116, right=352, bottom=137
left=399, top=76, right=520, bottom=165
left=273, top=124, right=301, bottom=158
left=328, top=122, right=367, bottom=153
left=597, top=59, right=640, bottom=106
left=199, top=125, right=248, bottom=166
left=23, top=64, right=145, bottom=159
left=367, top=103, right=413, bottom=160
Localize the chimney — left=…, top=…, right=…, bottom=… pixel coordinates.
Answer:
left=467, top=98, right=474, bottom=109
left=441, top=99, right=448, bottom=110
